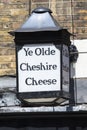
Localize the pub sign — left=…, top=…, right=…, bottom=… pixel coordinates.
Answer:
left=13, top=7, right=71, bottom=105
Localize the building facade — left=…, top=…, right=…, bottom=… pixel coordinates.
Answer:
left=0, top=0, right=87, bottom=129
left=0, top=0, right=87, bottom=75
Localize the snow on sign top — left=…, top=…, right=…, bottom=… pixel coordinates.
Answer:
left=17, top=44, right=61, bottom=93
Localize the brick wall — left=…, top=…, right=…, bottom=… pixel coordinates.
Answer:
left=0, top=0, right=29, bottom=75
left=31, top=0, right=87, bottom=39
left=0, top=0, right=87, bottom=75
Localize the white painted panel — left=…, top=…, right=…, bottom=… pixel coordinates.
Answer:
left=72, top=39, right=87, bottom=52
left=75, top=53, right=87, bottom=78
left=71, top=39, right=87, bottom=78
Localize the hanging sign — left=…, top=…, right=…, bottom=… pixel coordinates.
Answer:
left=17, top=44, right=61, bottom=93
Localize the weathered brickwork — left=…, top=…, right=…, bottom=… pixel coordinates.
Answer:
left=0, top=0, right=87, bottom=75
left=31, top=0, right=87, bottom=39
left=0, top=0, right=29, bottom=75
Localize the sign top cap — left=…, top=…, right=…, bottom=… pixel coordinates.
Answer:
left=32, top=7, right=52, bottom=13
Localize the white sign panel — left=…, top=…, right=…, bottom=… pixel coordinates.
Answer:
left=18, top=44, right=60, bottom=92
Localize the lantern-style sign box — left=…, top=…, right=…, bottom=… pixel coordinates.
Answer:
left=11, top=7, right=71, bottom=106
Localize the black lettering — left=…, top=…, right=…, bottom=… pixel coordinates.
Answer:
left=52, top=64, right=57, bottom=70
left=51, top=49, right=55, bottom=55
left=44, top=48, right=50, bottom=55
left=20, top=63, right=26, bottom=71
left=25, top=77, right=32, bottom=85
left=46, top=79, right=52, bottom=85
left=24, top=48, right=29, bottom=56
left=35, top=47, right=56, bottom=56
left=40, top=62, right=46, bottom=70
left=32, top=78, right=38, bottom=85
left=35, top=48, right=41, bottom=56
left=24, top=48, right=33, bottom=56
left=25, top=77, right=57, bottom=86
left=20, top=62, right=57, bottom=71
left=38, top=80, right=43, bottom=85
left=52, top=79, right=57, bottom=84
